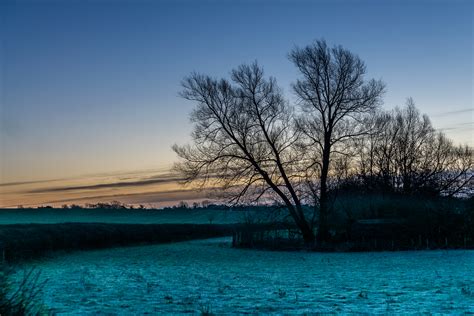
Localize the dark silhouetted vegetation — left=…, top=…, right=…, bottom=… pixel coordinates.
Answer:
left=0, top=222, right=274, bottom=263
left=289, top=40, right=385, bottom=242
left=0, top=264, right=48, bottom=315
left=232, top=194, right=473, bottom=251
left=173, top=38, right=473, bottom=247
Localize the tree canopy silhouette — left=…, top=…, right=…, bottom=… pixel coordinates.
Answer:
left=355, top=99, right=473, bottom=196
left=173, top=39, right=471, bottom=245
left=173, top=63, right=315, bottom=243
left=289, top=40, right=385, bottom=241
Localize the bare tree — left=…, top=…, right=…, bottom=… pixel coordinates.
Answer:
left=173, top=40, right=469, bottom=245
left=391, top=99, right=434, bottom=192
left=289, top=39, right=385, bottom=241
left=173, top=63, right=316, bottom=244
left=356, top=99, right=473, bottom=196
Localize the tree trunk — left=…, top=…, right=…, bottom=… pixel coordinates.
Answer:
left=297, top=217, right=315, bottom=246
left=283, top=203, right=315, bottom=246
left=318, top=140, right=331, bottom=242
left=318, top=189, right=330, bottom=242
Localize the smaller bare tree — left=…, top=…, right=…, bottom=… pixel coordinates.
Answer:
left=355, top=99, right=473, bottom=196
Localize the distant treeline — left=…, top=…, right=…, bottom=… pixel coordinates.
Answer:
left=19, top=200, right=283, bottom=212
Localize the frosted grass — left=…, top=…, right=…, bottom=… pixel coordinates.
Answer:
left=20, top=238, right=474, bottom=314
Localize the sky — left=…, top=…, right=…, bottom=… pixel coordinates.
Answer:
left=0, top=0, right=473, bottom=207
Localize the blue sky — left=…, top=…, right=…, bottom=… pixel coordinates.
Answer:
left=1, top=0, right=473, bottom=192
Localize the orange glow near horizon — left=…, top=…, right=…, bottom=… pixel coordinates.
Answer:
left=0, top=168, right=215, bottom=209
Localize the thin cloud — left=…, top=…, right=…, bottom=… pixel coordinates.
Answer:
left=0, top=167, right=174, bottom=188
left=75, top=166, right=173, bottom=180
left=438, top=122, right=474, bottom=131
left=432, top=108, right=473, bottom=116
left=27, top=176, right=186, bottom=194
left=1, top=187, right=207, bottom=208
left=42, top=188, right=209, bottom=205
left=0, top=178, right=65, bottom=187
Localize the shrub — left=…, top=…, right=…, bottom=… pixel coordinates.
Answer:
left=0, top=264, right=48, bottom=315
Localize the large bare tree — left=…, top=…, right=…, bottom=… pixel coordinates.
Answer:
left=289, top=40, right=385, bottom=241
left=173, top=63, right=316, bottom=243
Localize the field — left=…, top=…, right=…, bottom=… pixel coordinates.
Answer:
left=16, top=237, right=474, bottom=314
left=0, top=208, right=243, bottom=225
left=3, top=207, right=474, bottom=314
left=0, top=223, right=248, bottom=262
left=0, top=208, right=274, bottom=262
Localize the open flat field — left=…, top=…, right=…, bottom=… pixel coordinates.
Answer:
left=0, top=208, right=243, bottom=225
left=4, top=207, right=474, bottom=314
left=16, top=237, right=474, bottom=314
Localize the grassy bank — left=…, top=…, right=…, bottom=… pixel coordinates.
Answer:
left=0, top=223, right=270, bottom=263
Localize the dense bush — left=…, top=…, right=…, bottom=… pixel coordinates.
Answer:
left=233, top=190, right=473, bottom=250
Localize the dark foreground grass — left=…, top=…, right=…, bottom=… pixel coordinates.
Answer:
left=0, top=223, right=269, bottom=263
left=0, top=264, right=49, bottom=315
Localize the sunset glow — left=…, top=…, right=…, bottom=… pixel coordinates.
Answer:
left=1, top=0, right=472, bottom=208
